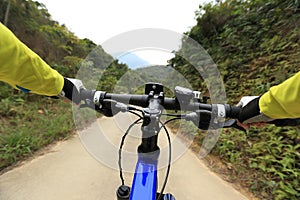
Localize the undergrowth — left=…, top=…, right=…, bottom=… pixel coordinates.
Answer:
left=0, top=89, right=75, bottom=171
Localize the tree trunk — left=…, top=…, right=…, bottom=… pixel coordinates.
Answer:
left=4, top=0, right=11, bottom=26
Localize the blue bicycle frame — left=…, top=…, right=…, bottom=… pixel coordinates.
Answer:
left=116, top=83, right=174, bottom=200
left=129, top=98, right=162, bottom=200
left=130, top=151, right=159, bottom=200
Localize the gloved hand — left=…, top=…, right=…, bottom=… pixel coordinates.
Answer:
left=61, top=77, right=85, bottom=104
left=186, top=110, right=221, bottom=130
left=237, top=96, right=273, bottom=124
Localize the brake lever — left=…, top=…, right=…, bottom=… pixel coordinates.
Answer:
left=80, top=99, right=97, bottom=109
left=186, top=112, right=246, bottom=132
left=223, top=119, right=246, bottom=132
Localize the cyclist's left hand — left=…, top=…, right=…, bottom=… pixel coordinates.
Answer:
left=61, top=77, right=85, bottom=104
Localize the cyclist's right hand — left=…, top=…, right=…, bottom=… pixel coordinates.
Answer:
left=237, top=96, right=273, bottom=124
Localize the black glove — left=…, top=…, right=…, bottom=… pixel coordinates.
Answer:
left=186, top=110, right=221, bottom=130
left=237, top=96, right=273, bottom=123
left=61, top=77, right=85, bottom=104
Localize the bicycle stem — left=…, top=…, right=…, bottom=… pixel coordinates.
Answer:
left=139, top=87, right=164, bottom=153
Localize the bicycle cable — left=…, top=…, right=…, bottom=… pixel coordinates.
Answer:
left=161, top=113, right=187, bottom=118
left=156, top=116, right=184, bottom=200
left=118, top=109, right=182, bottom=198
left=156, top=121, right=172, bottom=200
left=118, top=117, right=143, bottom=185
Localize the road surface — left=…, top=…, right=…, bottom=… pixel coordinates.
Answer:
left=0, top=117, right=249, bottom=200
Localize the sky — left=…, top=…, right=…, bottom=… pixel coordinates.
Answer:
left=37, top=0, right=212, bottom=66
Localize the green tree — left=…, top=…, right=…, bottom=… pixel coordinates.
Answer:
left=170, top=0, right=300, bottom=199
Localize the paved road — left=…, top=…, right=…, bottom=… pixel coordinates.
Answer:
left=0, top=117, right=248, bottom=200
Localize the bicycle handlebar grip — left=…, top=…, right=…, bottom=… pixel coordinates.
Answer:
left=225, top=105, right=241, bottom=119
left=80, top=89, right=95, bottom=101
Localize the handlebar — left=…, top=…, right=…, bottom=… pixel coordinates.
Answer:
left=79, top=89, right=241, bottom=118
left=77, top=83, right=299, bottom=200
left=79, top=83, right=299, bottom=131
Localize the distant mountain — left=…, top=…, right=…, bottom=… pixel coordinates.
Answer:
left=113, top=64, right=192, bottom=95
left=112, top=52, right=151, bottom=69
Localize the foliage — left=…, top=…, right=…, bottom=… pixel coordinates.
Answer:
left=215, top=127, right=300, bottom=199
left=97, top=60, right=130, bottom=92
left=0, top=98, right=74, bottom=170
left=0, top=0, right=127, bottom=171
left=0, top=0, right=97, bottom=64
left=170, top=0, right=300, bottom=199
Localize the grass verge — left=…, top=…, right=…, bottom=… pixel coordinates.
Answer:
left=169, top=120, right=300, bottom=200
left=0, top=96, right=75, bottom=171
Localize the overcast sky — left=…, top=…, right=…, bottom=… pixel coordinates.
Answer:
left=37, top=0, right=212, bottom=66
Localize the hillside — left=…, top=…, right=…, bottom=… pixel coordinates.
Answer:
left=0, top=0, right=128, bottom=170
left=0, top=0, right=113, bottom=76
left=170, top=0, right=300, bottom=199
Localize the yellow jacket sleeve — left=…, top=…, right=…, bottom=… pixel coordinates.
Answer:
left=259, top=72, right=300, bottom=119
left=0, top=23, right=64, bottom=96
